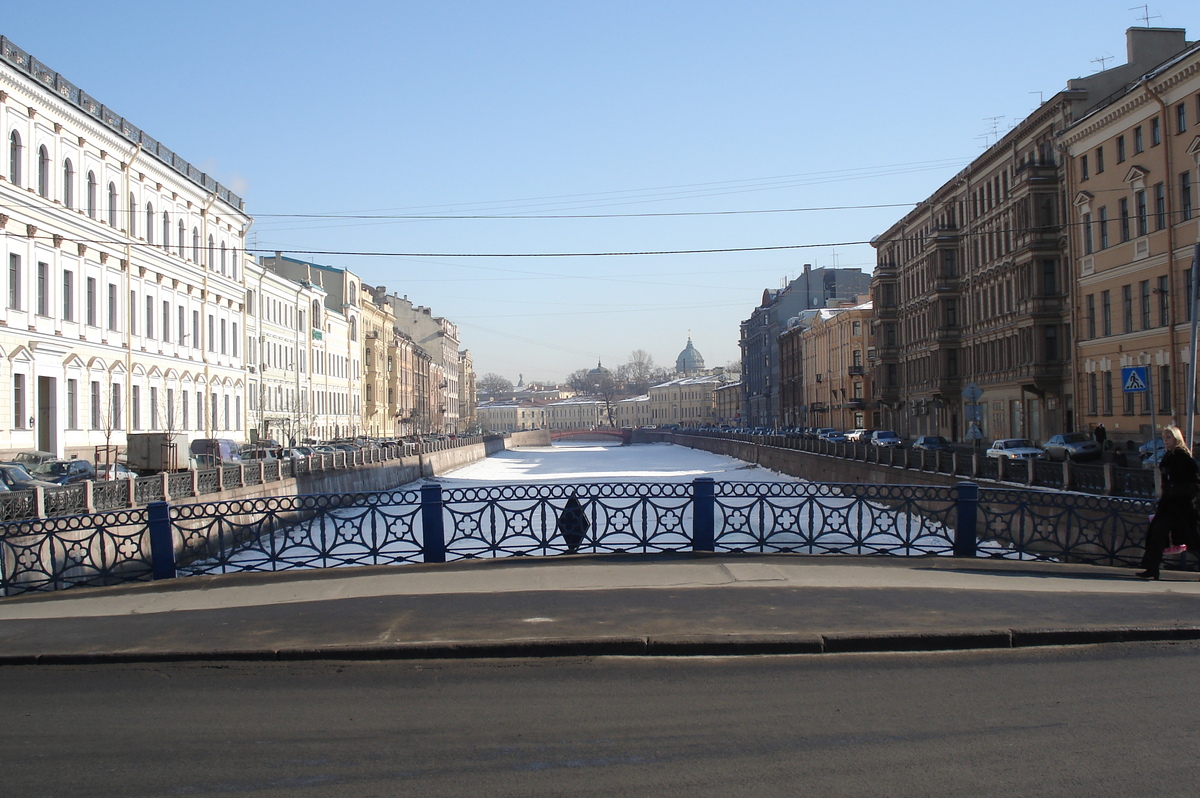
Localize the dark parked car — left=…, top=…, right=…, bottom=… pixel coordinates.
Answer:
left=30, top=458, right=96, bottom=485
left=0, top=462, right=61, bottom=490
left=1043, top=433, right=1103, bottom=462
left=911, top=435, right=953, bottom=452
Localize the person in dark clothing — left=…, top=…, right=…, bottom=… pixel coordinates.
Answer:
left=1137, top=425, right=1200, bottom=580
left=1093, top=423, right=1107, bottom=450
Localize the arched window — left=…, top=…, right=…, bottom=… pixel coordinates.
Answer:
left=192, top=228, right=199, bottom=262
left=8, top=131, right=21, bottom=186
left=311, top=300, right=322, bottom=328
left=177, top=220, right=185, bottom=258
left=162, top=211, right=170, bottom=251
left=349, top=282, right=357, bottom=305
left=207, top=235, right=214, bottom=269
left=231, top=248, right=238, bottom=281
left=37, top=145, right=50, bottom=197
left=145, top=202, right=154, bottom=243
left=86, top=171, right=97, bottom=218
left=129, top=193, right=137, bottom=236
left=107, top=183, right=117, bottom=226
left=62, top=158, right=74, bottom=208
left=349, top=317, right=358, bottom=342
left=220, top=242, right=226, bottom=275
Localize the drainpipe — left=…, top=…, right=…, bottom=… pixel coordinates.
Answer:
left=1056, top=127, right=1083, bottom=437
left=200, top=192, right=219, bottom=437
left=120, top=144, right=142, bottom=439
left=1144, top=81, right=1180, bottom=430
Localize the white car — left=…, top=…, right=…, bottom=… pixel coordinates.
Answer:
left=846, top=429, right=871, bottom=443
left=869, top=431, right=904, bottom=448
left=986, top=439, right=1046, bottom=460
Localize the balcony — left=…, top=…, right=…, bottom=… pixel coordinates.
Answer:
left=847, top=365, right=864, bottom=376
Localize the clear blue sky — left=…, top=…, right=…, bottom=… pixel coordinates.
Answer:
left=4, top=2, right=1195, bottom=383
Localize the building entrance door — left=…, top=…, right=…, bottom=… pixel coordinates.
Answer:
left=37, top=376, right=57, bottom=454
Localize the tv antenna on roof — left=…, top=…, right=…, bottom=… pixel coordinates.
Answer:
left=1130, top=5, right=1160, bottom=27
left=1091, top=55, right=1114, bottom=72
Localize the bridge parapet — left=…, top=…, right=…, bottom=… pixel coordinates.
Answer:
left=549, top=428, right=632, bottom=444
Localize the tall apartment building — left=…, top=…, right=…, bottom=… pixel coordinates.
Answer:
left=381, top=292, right=463, bottom=434
left=1061, top=32, right=1200, bottom=448
left=870, top=27, right=1189, bottom=443
left=0, top=36, right=248, bottom=458
left=778, top=299, right=872, bottom=431
left=740, top=265, right=869, bottom=427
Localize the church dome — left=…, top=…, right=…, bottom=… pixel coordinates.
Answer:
left=675, top=338, right=705, bottom=374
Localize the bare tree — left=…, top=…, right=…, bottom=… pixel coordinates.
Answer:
left=565, top=368, right=593, bottom=395
left=478, top=373, right=514, bottom=396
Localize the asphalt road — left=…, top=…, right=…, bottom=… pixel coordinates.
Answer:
left=3, top=641, right=1199, bottom=797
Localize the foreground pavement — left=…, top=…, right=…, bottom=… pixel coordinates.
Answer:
left=0, top=554, right=1198, bottom=663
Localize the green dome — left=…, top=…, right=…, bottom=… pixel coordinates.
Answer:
left=675, top=338, right=705, bottom=374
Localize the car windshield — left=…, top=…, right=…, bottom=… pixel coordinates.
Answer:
left=925, top=437, right=947, bottom=444
left=1, top=464, right=33, bottom=480
left=878, top=431, right=898, bottom=438
left=1063, top=433, right=1089, bottom=443
left=32, top=462, right=69, bottom=476
left=1008, top=440, right=1035, bottom=449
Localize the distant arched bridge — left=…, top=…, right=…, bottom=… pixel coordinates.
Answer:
left=549, top=427, right=633, bottom=444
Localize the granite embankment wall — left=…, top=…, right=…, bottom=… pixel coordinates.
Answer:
left=660, top=433, right=956, bottom=489
left=189, top=432, right=550, bottom=505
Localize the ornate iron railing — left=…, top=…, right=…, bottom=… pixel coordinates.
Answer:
left=0, top=477, right=1164, bottom=596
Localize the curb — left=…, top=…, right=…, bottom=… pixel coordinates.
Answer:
left=7, top=626, right=1200, bottom=666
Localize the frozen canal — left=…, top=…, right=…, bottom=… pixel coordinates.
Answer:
left=426, top=440, right=795, bottom=487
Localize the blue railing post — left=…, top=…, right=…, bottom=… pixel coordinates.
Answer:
left=147, top=500, right=176, bottom=580
left=692, top=477, right=715, bottom=552
left=953, top=481, right=979, bottom=557
left=421, top=483, right=447, bottom=563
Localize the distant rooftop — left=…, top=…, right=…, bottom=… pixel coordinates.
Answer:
left=0, top=36, right=245, bottom=212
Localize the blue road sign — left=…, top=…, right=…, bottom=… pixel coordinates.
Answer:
left=1121, top=366, right=1148, bottom=393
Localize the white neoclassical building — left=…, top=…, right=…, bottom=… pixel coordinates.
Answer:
left=0, top=37, right=248, bottom=459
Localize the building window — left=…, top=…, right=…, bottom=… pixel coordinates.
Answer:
left=1101, top=290, right=1111, bottom=336
left=1155, top=183, right=1166, bottom=230
left=1183, top=172, right=1193, bottom=221
left=220, top=319, right=227, bottom=354
left=128, top=194, right=136, bottom=237
left=62, top=159, right=74, bottom=208
left=129, top=291, right=136, bottom=335
left=1177, top=103, right=1188, bottom=134
left=192, top=228, right=200, bottom=262
left=1044, top=326, right=1058, bottom=362
left=1117, top=135, right=1126, bottom=163
left=67, top=379, right=78, bottom=430
left=1102, top=371, right=1113, bottom=416
left=1151, top=117, right=1161, bottom=145
left=13, top=374, right=25, bottom=428
left=1080, top=154, right=1089, bottom=180
left=232, top=322, right=239, bottom=357
left=86, top=277, right=96, bottom=326
left=86, top=171, right=97, bottom=218
left=207, top=236, right=214, bottom=269
left=1083, top=212, right=1093, bottom=254
left=208, top=315, right=215, bottom=351
left=178, top=220, right=185, bottom=258
left=1161, top=365, right=1173, bottom=412
left=1140, top=280, right=1151, bottom=330
left=1098, top=207, right=1109, bottom=248
left=151, top=386, right=159, bottom=430
left=1122, top=284, right=1133, bottom=333
left=1125, top=384, right=1135, bottom=414
left=132, top=385, right=141, bottom=430
left=1041, top=260, right=1056, bottom=296
left=1086, top=294, right=1096, bottom=338
left=145, top=295, right=154, bottom=339
left=90, top=381, right=101, bottom=430
left=1095, top=146, right=1104, bottom=174
left=182, top=390, right=189, bottom=430
left=36, top=261, right=48, bottom=316
left=162, top=212, right=170, bottom=252
left=107, top=283, right=118, bottom=331
left=1135, top=190, right=1148, bottom=236
left=1159, top=275, right=1170, bottom=326
left=1118, top=198, right=1130, bottom=242
left=107, top=183, right=117, bottom=227
left=193, top=310, right=200, bottom=348
left=1134, top=126, right=1144, bottom=153
left=1088, top=372, right=1098, bottom=415
left=178, top=306, right=186, bottom=344
left=8, top=131, right=21, bottom=186
left=163, top=301, right=170, bottom=344
left=37, top=145, right=49, bottom=197
left=112, top=383, right=122, bottom=430
left=62, top=270, right=74, bottom=321
left=8, top=253, right=20, bottom=310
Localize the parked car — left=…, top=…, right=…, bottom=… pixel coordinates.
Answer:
left=1042, top=433, right=1103, bottom=462
left=1139, top=439, right=1166, bottom=460
left=911, top=435, right=953, bottom=452
left=240, top=446, right=278, bottom=461
left=0, top=463, right=58, bottom=490
left=869, top=431, right=904, bottom=448
left=985, top=439, right=1046, bottom=460
left=847, top=429, right=874, bottom=443
left=12, top=450, right=57, bottom=469
left=30, top=458, right=96, bottom=485
left=96, top=463, right=137, bottom=480
left=821, top=431, right=848, bottom=443
left=189, top=438, right=243, bottom=466
left=815, top=428, right=838, bottom=440
left=1142, top=448, right=1166, bottom=470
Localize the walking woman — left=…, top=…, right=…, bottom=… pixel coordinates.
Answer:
left=1138, top=425, right=1200, bottom=579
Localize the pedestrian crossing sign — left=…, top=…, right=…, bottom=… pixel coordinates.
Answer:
left=1121, top=366, right=1148, bottom=393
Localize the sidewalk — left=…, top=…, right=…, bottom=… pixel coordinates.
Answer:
left=1, top=554, right=1198, bottom=664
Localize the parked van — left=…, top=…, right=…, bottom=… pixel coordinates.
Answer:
left=189, top=438, right=243, bottom=467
